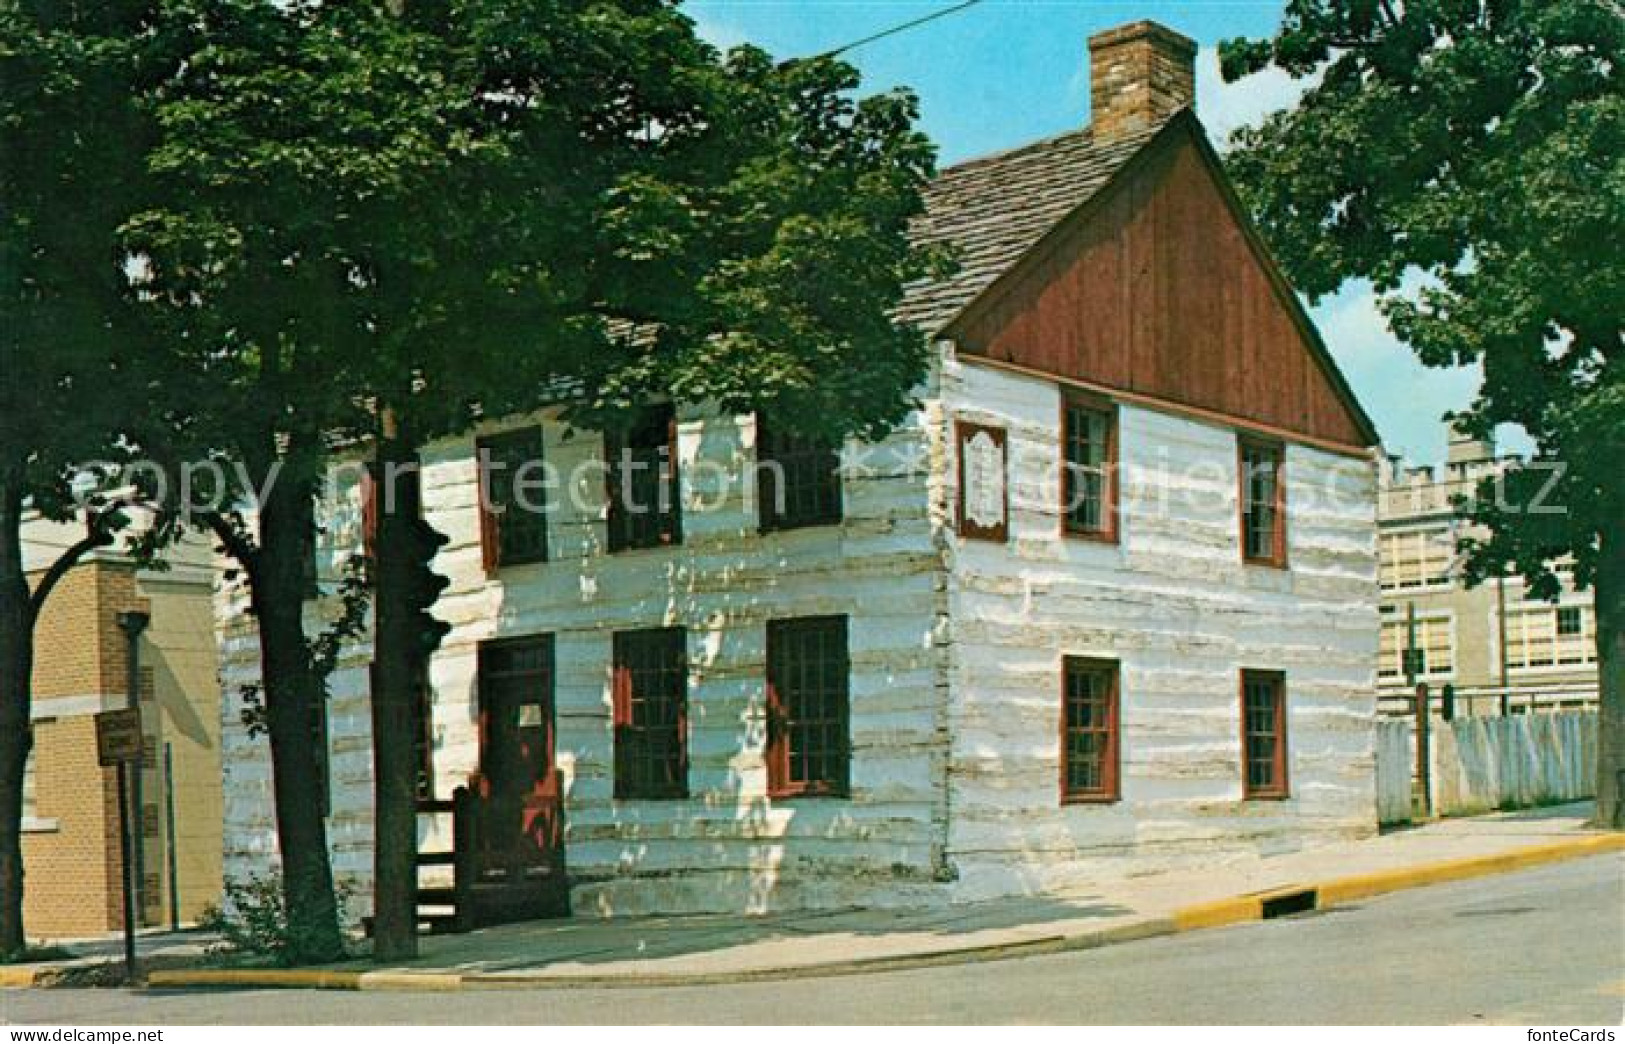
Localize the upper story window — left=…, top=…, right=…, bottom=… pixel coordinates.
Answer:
left=1061, top=656, right=1120, bottom=803
left=1505, top=605, right=1597, bottom=670
left=1378, top=613, right=1455, bottom=681
left=1062, top=394, right=1117, bottom=541
left=1239, top=438, right=1286, bottom=567
left=757, top=417, right=843, bottom=532
left=607, top=404, right=681, bottom=552
left=766, top=615, right=850, bottom=799
left=478, top=427, right=549, bottom=569
left=612, top=627, right=689, bottom=800
left=1241, top=669, right=1289, bottom=799
left=1380, top=528, right=1454, bottom=592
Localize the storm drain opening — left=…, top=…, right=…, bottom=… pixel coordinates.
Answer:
left=1261, top=888, right=1318, bottom=919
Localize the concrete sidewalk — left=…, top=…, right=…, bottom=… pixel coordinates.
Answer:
left=102, top=804, right=1625, bottom=989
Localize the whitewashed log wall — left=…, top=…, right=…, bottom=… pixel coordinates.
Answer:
left=219, top=395, right=956, bottom=920
left=217, top=353, right=1383, bottom=919
left=939, top=357, right=1381, bottom=900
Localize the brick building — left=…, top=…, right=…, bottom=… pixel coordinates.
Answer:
left=21, top=519, right=221, bottom=938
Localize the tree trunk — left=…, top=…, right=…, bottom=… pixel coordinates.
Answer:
left=0, top=466, right=35, bottom=957
left=1594, top=529, right=1624, bottom=830
left=369, top=424, right=422, bottom=961
left=248, top=466, right=346, bottom=962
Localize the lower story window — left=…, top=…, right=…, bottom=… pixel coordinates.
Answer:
left=766, top=616, right=850, bottom=798
left=613, top=628, right=689, bottom=799
left=1241, top=669, right=1288, bottom=799
left=1061, top=657, right=1120, bottom=802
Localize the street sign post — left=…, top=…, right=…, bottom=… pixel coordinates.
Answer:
left=95, top=707, right=142, bottom=981
left=95, top=707, right=142, bottom=767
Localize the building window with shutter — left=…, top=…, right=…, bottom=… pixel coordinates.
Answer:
left=20, top=745, right=39, bottom=827
left=478, top=427, right=549, bottom=569
left=766, top=616, right=850, bottom=798
left=1378, top=613, right=1456, bottom=681
left=1062, top=395, right=1117, bottom=541
left=757, top=417, right=842, bottom=531
left=1379, top=527, right=1454, bottom=592
left=1239, top=438, right=1287, bottom=567
left=1241, top=670, right=1289, bottom=799
left=613, top=628, right=689, bottom=800
left=607, top=404, right=681, bottom=551
left=1061, top=657, right=1119, bottom=803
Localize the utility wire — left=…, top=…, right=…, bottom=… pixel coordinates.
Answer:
left=815, top=0, right=985, bottom=59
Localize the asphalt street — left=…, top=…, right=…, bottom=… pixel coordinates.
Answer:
left=4, top=853, right=1621, bottom=1025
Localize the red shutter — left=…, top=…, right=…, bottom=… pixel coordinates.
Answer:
left=764, top=672, right=787, bottom=796
left=611, top=661, right=632, bottom=729
left=360, top=467, right=378, bottom=558
left=476, top=438, right=498, bottom=574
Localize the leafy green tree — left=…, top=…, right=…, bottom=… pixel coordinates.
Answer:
left=362, top=2, right=939, bottom=959
left=0, top=0, right=166, bottom=956
left=131, top=0, right=937, bottom=960
left=1222, top=1, right=1623, bottom=825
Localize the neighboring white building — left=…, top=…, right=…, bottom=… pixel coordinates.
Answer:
left=217, top=20, right=1383, bottom=924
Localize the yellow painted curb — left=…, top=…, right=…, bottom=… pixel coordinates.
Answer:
left=1171, top=896, right=1261, bottom=932
left=0, top=967, right=41, bottom=988
left=358, top=972, right=464, bottom=991
left=128, top=833, right=1622, bottom=992
left=1316, top=833, right=1625, bottom=908
left=147, top=969, right=363, bottom=990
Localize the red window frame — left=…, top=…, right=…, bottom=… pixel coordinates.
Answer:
left=477, top=427, right=549, bottom=571
left=1241, top=669, right=1289, bottom=799
left=1060, top=656, right=1120, bottom=803
left=757, top=416, right=843, bottom=532
left=1238, top=437, right=1287, bottom=567
left=765, top=616, right=850, bottom=799
left=612, top=627, right=689, bottom=800
left=607, top=404, right=682, bottom=552
left=1061, top=393, right=1118, bottom=542
left=955, top=420, right=1008, bottom=543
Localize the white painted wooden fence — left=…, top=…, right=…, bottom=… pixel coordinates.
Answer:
left=1376, top=711, right=1598, bottom=825
left=1375, top=720, right=1414, bottom=825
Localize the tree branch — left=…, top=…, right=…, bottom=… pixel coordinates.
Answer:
left=28, top=512, right=118, bottom=620
left=200, top=509, right=259, bottom=578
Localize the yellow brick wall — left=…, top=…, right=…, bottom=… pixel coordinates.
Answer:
left=23, top=562, right=127, bottom=938
left=23, top=553, right=224, bottom=939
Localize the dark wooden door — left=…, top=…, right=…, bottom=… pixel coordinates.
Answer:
left=475, top=637, right=566, bottom=898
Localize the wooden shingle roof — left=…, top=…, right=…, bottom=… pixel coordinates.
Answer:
left=895, top=124, right=1160, bottom=334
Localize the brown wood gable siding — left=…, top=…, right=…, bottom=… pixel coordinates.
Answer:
left=947, top=124, right=1374, bottom=451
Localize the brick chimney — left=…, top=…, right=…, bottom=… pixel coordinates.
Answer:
left=1088, top=20, right=1197, bottom=139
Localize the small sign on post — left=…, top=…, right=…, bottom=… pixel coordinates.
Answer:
left=95, top=706, right=142, bottom=982
left=96, top=707, right=144, bottom=766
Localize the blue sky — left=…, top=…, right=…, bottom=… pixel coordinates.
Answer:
left=683, top=0, right=1492, bottom=464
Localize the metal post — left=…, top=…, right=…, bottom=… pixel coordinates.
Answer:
left=164, top=742, right=181, bottom=932
left=117, top=611, right=150, bottom=926
left=115, top=762, right=137, bottom=981
left=1414, top=681, right=1432, bottom=818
